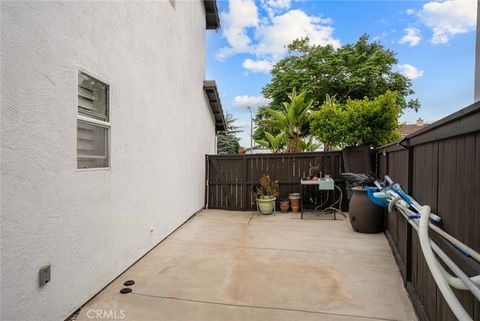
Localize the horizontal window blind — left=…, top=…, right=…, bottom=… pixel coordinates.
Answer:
left=77, top=72, right=110, bottom=169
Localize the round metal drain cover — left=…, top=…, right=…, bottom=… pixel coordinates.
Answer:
left=124, top=280, right=135, bottom=286
left=120, top=287, right=132, bottom=294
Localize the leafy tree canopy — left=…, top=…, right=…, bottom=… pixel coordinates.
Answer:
left=263, top=34, right=419, bottom=111
left=310, top=91, right=401, bottom=149
left=254, top=34, right=419, bottom=144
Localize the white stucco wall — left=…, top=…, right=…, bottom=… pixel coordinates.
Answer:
left=1, top=1, right=216, bottom=320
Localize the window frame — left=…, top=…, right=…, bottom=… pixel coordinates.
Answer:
left=76, top=70, right=111, bottom=170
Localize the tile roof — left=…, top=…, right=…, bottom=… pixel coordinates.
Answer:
left=398, top=123, right=427, bottom=136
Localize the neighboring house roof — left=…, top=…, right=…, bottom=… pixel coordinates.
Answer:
left=203, top=0, right=220, bottom=30
left=242, top=145, right=272, bottom=154
left=398, top=118, right=428, bottom=137
left=203, top=80, right=226, bottom=132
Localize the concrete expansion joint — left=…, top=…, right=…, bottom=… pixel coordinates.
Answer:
left=130, top=292, right=403, bottom=321
left=167, top=237, right=393, bottom=258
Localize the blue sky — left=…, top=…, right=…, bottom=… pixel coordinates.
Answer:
left=206, top=0, right=477, bottom=147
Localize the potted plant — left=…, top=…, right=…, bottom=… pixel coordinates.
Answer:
left=253, top=175, right=279, bottom=214
left=279, top=199, right=290, bottom=213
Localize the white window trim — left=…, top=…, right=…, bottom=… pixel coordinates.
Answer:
left=76, top=116, right=111, bottom=170
left=77, top=115, right=110, bottom=128
left=76, top=70, right=111, bottom=171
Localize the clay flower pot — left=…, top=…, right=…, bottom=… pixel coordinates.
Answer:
left=279, top=200, right=289, bottom=213
left=289, top=193, right=300, bottom=212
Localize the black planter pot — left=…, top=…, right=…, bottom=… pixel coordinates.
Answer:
left=348, top=187, right=384, bottom=233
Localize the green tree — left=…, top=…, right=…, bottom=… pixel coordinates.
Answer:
left=216, top=113, right=242, bottom=155
left=255, top=131, right=285, bottom=153
left=263, top=88, right=313, bottom=152
left=310, top=91, right=401, bottom=149
left=309, top=95, right=347, bottom=150
left=263, top=35, right=419, bottom=112
left=301, top=136, right=321, bottom=152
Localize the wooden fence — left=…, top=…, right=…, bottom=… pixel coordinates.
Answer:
left=204, top=101, right=480, bottom=321
left=205, top=151, right=347, bottom=211
left=377, top=101, right=480, bottom=321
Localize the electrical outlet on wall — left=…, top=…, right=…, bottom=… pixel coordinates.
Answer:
left=39, top=265, right=51, bottom=287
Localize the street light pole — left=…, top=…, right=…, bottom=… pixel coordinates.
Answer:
left=247, top=106, right=253, bottom=154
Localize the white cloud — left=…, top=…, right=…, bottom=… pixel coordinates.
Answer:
left=261, top=0, right=292, bottom=17
left=419, top=0, right=477, bottom=44
left=266, top=0, right=291, bottom=10
left=217, top=0, right=259, bottom=60
left=218, top=1, right=340, bottom=71
left=406, top=8, right=415, bottom=15
left=399, top=28, right=422, bottom=47
left=255, top=9, right=340, bottom=60
left=233, top=119, right=251, bottom=130
left=233, top=95, right=272, bottom=108
left=397, top=64, right=425, bottom=79
left=243, top=58, right=273, bottom=73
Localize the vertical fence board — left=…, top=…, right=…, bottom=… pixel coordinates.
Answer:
left=379, top=124, right=480, bottom=321
left=206, top=152, right=346, bottom=211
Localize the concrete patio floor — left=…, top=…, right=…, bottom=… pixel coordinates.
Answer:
left=76, top=210, right=417, bottom=321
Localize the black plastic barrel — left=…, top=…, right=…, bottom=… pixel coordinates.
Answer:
left=348, top=187, right=384, bottom=233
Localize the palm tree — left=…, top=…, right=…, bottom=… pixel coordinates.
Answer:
left=301, top=136, right=321, bottom=152
left=265, top=88, right=313, bottom=152
left=255, top=131, right=285, bottom=153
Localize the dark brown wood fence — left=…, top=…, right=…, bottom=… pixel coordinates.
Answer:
left=205, top=101, right=480, bottom=321
left=205, top=151, right=347, bottom=211
left=377, top=101, right=480, bottom=321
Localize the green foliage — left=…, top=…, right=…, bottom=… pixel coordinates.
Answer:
left=310, top=91, right=401, bottom=148
left=262, top=88, right=313, bottom=152
left=260, top=34, right=418, bottom=119
left=216, top=113, right=242, bottom=155
left=217, top=134, right=240, bottom=155
left=301, top=136, right=321, bottom=152
left=253, top=175, right=279, bottom=199
left=255, top=131, right=285, bottom=153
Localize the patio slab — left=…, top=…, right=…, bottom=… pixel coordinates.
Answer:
left=76, top=210, right=417, bottom=321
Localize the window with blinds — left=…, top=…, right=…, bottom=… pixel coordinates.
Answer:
left=77, top=72, right=110, bottom=169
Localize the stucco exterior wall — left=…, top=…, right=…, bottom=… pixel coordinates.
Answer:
left=0, top=1, right=215, bottom=320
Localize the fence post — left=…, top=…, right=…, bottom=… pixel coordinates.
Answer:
left=243, top=155, right=248, bottom=210
left=405, top=145, right=414, bottom=285
left=205, top=155, right=209, bottom=209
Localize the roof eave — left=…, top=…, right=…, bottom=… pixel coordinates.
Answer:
left=203, top=80, right=226, bottom=132
left=204, top=0, right=220, bottom=30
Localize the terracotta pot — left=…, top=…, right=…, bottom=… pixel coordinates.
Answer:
left=348, top=187, right=384, bottom=233
left=289, top=193, right=300, bottom=207
left=279, top=200, right=289, bottom=213
left=291, top=206, right=300, bottom=213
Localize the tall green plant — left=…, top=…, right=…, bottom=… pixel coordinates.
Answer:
left=264, top=88, right=313, bottom=152
left=301, top=136, right=321, bottom=152
left=255, top=132, right=285, bottom=153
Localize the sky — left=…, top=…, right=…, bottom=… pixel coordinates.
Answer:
left=205, top=0, right=478, bottom=147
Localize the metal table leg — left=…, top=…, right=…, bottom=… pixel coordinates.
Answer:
left=301, top=185, right=304, bottom=219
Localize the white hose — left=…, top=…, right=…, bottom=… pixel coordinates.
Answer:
left=429, top=223, right=480, bottom=263
left=388, top=197, right=480, bottom=263
left=393, top=203, right=480, bottom=294
left=418, top=206, right=472, bottom=321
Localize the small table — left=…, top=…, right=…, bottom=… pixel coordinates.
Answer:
left=300, top=177, right=336, bottom=219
